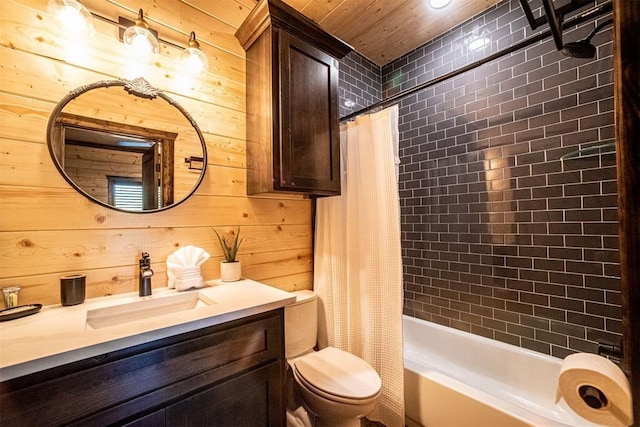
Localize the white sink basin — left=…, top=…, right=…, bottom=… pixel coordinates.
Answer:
left=86, top=292, right=215, bottom=330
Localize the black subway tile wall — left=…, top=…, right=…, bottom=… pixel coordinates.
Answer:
left=338, top=0, right=620, bottom=357
left=339, top=51, right=382, bottom=118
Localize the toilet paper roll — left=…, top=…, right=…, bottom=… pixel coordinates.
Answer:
left=556, top=353, right=633, bottom=427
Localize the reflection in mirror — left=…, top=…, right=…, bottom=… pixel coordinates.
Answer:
left=47, top=78, right=207, bottom=213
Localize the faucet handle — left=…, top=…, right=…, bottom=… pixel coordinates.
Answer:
left=140, top=252, right=151, bottom=269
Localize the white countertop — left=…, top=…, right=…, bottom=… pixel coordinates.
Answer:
left=0, top=279, right=296, bottom=381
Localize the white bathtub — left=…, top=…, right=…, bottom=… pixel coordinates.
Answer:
left=403, top=315, right=599, bottom=427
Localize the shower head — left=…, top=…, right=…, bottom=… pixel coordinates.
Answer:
left=561, top=41, right=596, bottom=58
left=561, top=18, right=613, bottom=59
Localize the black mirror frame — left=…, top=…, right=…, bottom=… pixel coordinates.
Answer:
left=46, top=77, right=208, bottom=214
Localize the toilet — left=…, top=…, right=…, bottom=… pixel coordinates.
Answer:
left=285, top=290, right=382, bottom=427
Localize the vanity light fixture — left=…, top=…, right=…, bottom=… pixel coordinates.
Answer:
left=48, top=3, right=208, bottom=76
left=120, top=9, right=159, bottom=56
left=428, top=0, right=453, bottom=9
left=181, top=32, right=209, bottom=75
left=47, top=0, right=95, bottom=36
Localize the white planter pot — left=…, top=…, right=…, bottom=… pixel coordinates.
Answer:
left=220, top=261, right=241, bottom=282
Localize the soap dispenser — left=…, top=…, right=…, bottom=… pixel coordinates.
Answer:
left=139, top=252, right=154, bottom=296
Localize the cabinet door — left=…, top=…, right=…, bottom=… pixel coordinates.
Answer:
left=278, top=30, right=341, bottom=195
left=166, top=361, right=284, bottom=427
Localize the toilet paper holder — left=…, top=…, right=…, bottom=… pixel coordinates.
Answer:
left=597, top=340, right=623, bottom=361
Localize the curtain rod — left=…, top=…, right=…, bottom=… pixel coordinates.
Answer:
left=340, top=1, right=613, bottom=122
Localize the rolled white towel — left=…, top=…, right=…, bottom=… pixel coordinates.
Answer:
left=166, top=245, right=210, bottom=289
left=174, top=276, right=204, bottom=292
left=169, top=265, right=204, bottom=291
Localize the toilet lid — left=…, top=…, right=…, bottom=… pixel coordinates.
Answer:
left=293, top=347, right=382, bottom=400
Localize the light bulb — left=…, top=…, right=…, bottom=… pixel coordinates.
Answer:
left=180, top=32, right=209, bottom=75
left=47, top=0, right=95, bottom=36
left=127, top=31, right=156, bottom=55
left=183, top=50, right=205, bottom=73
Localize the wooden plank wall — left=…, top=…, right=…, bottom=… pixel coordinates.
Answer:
left=0, top=0, right=313, bottom=306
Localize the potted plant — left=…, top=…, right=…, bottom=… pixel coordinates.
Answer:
left=213, top=226, right=244, bottom=282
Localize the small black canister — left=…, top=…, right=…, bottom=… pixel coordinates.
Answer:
left=60, top=274, right=86, bottom=306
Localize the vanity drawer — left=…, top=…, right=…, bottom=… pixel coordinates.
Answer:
left=0, top=309, right=284, bottom=426
left=165, top=360, right=283, bottom=427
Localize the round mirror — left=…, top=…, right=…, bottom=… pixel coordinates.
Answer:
left=47, top=78, right=207, bottom=213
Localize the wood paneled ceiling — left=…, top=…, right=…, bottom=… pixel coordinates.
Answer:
left=234, top=0, right=502, bottom=66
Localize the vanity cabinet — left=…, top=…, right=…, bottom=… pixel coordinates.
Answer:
left=236, top=0, right=352, bottom=196
left=0, top=309, right=285, bottom=426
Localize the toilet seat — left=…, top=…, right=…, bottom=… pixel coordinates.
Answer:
left=293, top=347, right=382, bottom=404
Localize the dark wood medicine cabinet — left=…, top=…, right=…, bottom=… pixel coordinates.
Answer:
left=236, top=0, right=352, bottom=196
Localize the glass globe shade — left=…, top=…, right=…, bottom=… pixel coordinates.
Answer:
left=123, top=26, right=159, bottom=56
left=181, top=47, right=209, bottom=75
left=47, top=0, right=95, bottom=36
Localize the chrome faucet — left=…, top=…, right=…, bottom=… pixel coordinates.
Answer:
left=139, top=252, right=154, bottom=296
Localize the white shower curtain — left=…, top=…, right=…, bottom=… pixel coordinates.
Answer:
left=314, top=105, right=404, bottom=427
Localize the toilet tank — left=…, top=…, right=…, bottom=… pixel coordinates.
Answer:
left=285, top=290, right=318, bottom=358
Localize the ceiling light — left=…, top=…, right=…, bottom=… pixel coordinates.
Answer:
left=429, top=0, right=452, bottom=9
left=121, top=9, right=159, bottom=56
left=47, top=0, right=95, bottom=36
left=181, top=32, right=209, bottom=75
